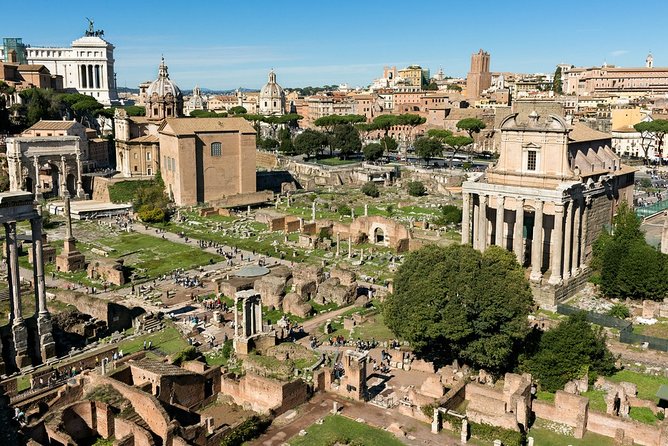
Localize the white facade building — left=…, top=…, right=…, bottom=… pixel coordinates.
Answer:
left=259, top=70, right=285, bottom=116
left=1, top=22, right=117, bottom=105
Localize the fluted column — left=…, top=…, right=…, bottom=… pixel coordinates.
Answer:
left=479, top=194, right=488, bottom=251
left=563, top=201, right=573, bottom=281
left=580, top=200, right=590, bottom=266
left=530, top=201, right=544, bottom=282
left=472, top=198, right=479, bottom=249
left=31, top=216, right=48, bottom=316
left=549, top=203, right=564, bottom=285
left=60, top=155, right=67, bottom=197
left=5, top=222, right=23, bottom=323
left=462, top=192, right=471, bottom=245
left=33, top=156, right=41, bottom=198
left=76, top=147, right=84, bottom=198
left=495, top=196, right=505, bottom=247
left=513, top=198, right=525, bottom=264
left=571, top=198, right=582, bottom=276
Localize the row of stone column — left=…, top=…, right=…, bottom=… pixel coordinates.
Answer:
left=462, top=193, right=590, bottom=284
left=80, top=63, right=104, bottom=90
left=2, top=216, right=54, bottom=371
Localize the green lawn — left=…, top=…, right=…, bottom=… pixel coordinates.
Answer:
left=351, top=313, right=395, bottom=341
left=315, top=157, right=361, bottom=166
left=289, top=415, right=404, bottom=446
left=630, top=406, right=660, bottom=424
left=535, top=391, right=555, bottom=403
left=581, top=390, right=606, bottom=412
left=609, top=369, right=668, bottom=401
left=528, top=426, right=616, bottom=446
left=113, top=323, right=188, bottom=356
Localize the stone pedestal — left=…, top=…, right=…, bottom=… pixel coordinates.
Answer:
left=38, top=315, right=57, bottom=362
left=12, top=321, right=31, bottom=369
left=431, top=410, right=440, bottom=433
left=460, top=419, right=468, bottom=443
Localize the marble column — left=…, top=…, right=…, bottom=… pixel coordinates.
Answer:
left=60, top=155, right=67, bottom=197
left=495, top=196, right=505, bottom=247
left=513, top=198, right=525, bottom=264
left=6, top=222, right=29, bottom=368
left=31, top=214, right=56, bottom=361
left=6, top=222, right=22, bottom=323
left=563, top=201, right=574, bottom=281
left=233, top=299, right=239, bottom=337
left=348, top=235, right=352, bottom=258
left=31, top=217, right=48, bottom=316
left=479, top=194, right=488, bottom=251
left=571, top=199, right=582, bottom=276
left=530, top=201, right=544, bottom=282
left=336, top=232, right=340, bottom=257
left=76, top=148, right=84, bottom=198
left=462, top=192, right=471, bottom=245
left=580, top=200, right=590, bottom=267
left=33, top=156, right=41, bottom=198
left=472, top=197, right=479, bottom=249
left=549, top=203, right=564, bottom=285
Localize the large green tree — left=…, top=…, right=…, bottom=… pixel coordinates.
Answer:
left=553, top=66, right=563, bottom=94
left=384, top=244, right=533, bottom=373
left=362, top=142, right=384, bottom=162
left=593, top=202, right=668, bottom=300
left=521, top=313, right=616, bottom=392
left=330, top=123, right=362, bottom=159
left=456, top=117, right=486, bottom=139
left=634, top=120, right=668, bottom=162
left=413, top=136, right=442, bottom=164
left=294, top=129, right=328, bottom=159
left=444, top=135, right=474, bottom=168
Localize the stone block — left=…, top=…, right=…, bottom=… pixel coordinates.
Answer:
left=282, top=293, right=312, bottom=318
left=255, top=274, right=287, bottom=310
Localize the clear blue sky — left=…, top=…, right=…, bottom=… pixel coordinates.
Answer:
left=5, top=0, right=666, bottom=90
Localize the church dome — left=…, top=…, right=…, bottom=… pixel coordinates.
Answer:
left=259, top=69, right=285, bottom=116
left=147, top=57, right=182, bottom=99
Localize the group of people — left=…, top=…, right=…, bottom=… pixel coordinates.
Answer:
left=171, top=269, right=202, bottom=288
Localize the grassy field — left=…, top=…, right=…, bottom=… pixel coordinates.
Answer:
left=609, top=369, right=668, bottom=401
left=289, top=415, right=404, bottom=446
left=528, top=426, right=616, bottom=446
left=581, top=389, right=606, bottom=412
left=633, top=320, right=668, bottom=338
left=112, top=323, right=189, bottom=356
left=315, top=157, right=361, bottom=166
left=351, top=312, right=395, bottom=341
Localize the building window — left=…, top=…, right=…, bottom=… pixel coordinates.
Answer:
left=146, top=152, right=151, bottom=161
left=211, top=142, right=222, bottom=157
left=134, top=153, right=138, bottom=159
left=527, top=150, right=537, bottom=171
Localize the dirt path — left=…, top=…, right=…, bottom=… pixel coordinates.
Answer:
left=249, top=393, right=462, bottom=446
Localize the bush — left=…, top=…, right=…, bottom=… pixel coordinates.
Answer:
left=607, top=303, right=630, bottom=319
left=469, top=421, right=525, bottom=446
left=220, top=415, right=270, bottom=446
left=172, top=346, right=199, bottom=366
left=137, top=205, right=166, bottom=223
left=434, top=204, right=462, bottom=225
left=361, top=181, right=380, bottom=198
left=337, top=204, right=351, bottom=216
left=407, top=181, right=426, bottom=197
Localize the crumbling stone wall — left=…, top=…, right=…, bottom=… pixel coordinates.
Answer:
left=220, top=372, right=308, bottom=415
left=532, top=391, right=589, bottom=438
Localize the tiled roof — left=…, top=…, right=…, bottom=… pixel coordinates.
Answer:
left=26, top=120, right=79, bottom=131
left=159, top=117, right=256, bottom=135
left=568, top=122, right=611, bottom=142
left=131, top=358, right=193, bottom=376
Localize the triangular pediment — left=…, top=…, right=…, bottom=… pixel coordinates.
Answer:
left=522, top=142, right=542, bottom=149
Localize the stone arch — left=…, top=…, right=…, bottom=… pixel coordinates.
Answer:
left=24, top=176, right=34, bottom=193
left=374, top=226, right=385, bottom=244
left=66, top=173, right=76, bottom=196
left=47, top=162, right=60, bottom=197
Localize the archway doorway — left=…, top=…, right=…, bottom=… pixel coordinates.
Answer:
left=374, top=227, right=385, bottom=244
left=66, top=174, right=76, bottom=196
left=24, top=177, right=33, bottom=193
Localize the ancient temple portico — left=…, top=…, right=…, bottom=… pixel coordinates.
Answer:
left=0, top=191, right=56, bottom=372
left=462, top=112, right=635, bottom=307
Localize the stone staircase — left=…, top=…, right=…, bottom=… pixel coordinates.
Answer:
left=137, top=315, right=164, bottom=334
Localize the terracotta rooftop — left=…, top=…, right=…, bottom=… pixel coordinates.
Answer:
left=26, top=120, right=80, bottom=131
left=568, top=122, right=611, bottom=142
left=131, top=358, right=193, bottom=376
left=159, top=117, right=256, bottom=135
left=130, top=135, right=159, bottom=143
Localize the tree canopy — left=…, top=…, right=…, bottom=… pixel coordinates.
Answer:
left=330, top=123, right=362, bottom=159
left=384, top=244, right=534, bottom=373
left=553, top=66, right=563, bottom=94
left=228, top=105, right=247, bottom=115
left=413, top=136, right=442, bottom=163
left=521, top=313, right=616, bottom=392
left=294, top=129, right=328, bottom=159
left=592, top=202, right=668, bottom=300
left=444, top=135, right=474, bottom=168
left=456, top=118, right=486, bottom=138
left=362, top=143, right=384, bottom=162
left=633, top=120, right=668, bottom=161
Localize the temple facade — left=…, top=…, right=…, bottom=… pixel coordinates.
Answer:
left=462, top=111, right=635, bottom=307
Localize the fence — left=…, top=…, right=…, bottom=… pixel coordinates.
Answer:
left=556, top=304, right=668, bottom=352
left=636, top=199, right=668, bottom=219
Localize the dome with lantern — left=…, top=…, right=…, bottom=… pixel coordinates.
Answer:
left=146, top=57, right=183, bottom=120
left=259, top=69, right=285, bottom=116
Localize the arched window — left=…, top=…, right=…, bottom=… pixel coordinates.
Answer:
left=211, top=142, right=222, bottom=157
